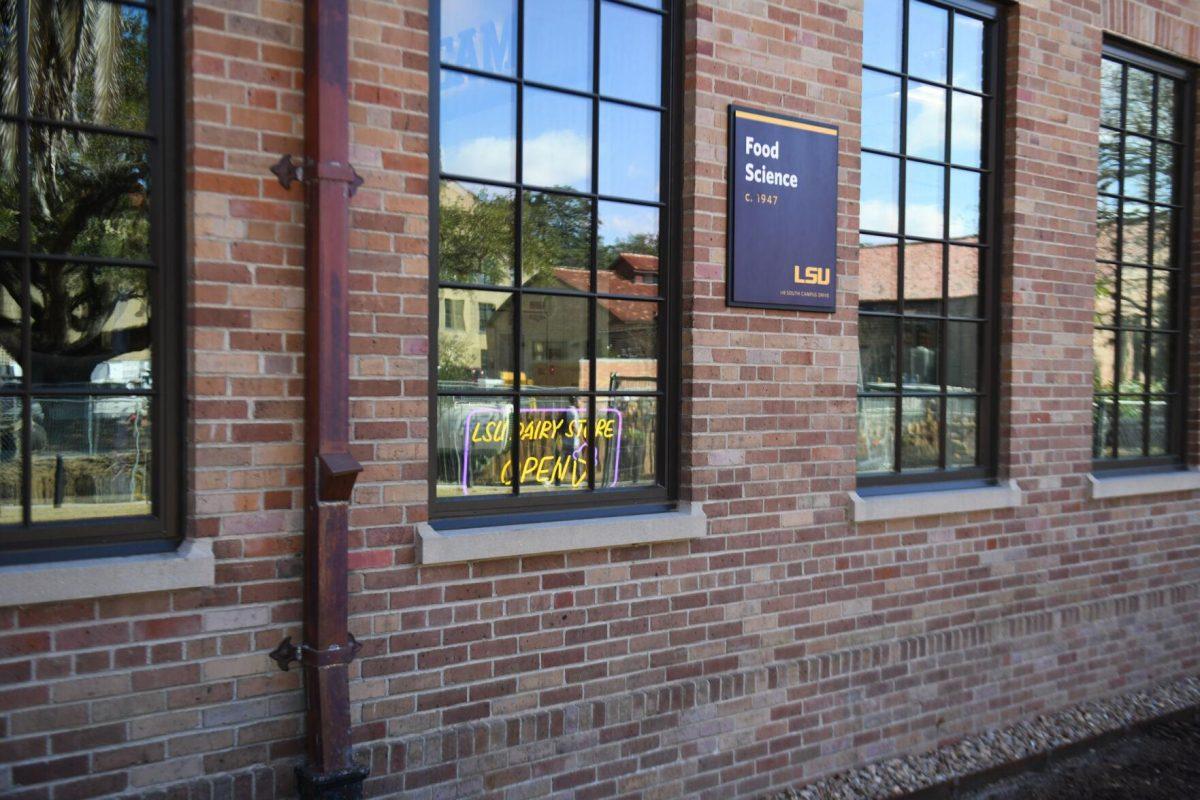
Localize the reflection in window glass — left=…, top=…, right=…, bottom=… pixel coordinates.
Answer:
left=948, top=169, right=980, bottom=239
left=518, top=396, right=591, bottom=494
left=522, top=293, right=589, bottom=390
left=907, top=2, right=947, bottom=83
left=437, top=288, right=514, bottom=390
left=952, top=14, right=984, bottom=91
left=439, top=72, right=516, bottom=182
left=950, top=93, right=982, bottom=167
left=524, top=0, right=592, bottom=91
left=523, top=88, right=592, bottom=192
left=858, top=235, right=900, bottom=313
left=598, top=103, right=661, bottom=201
left=905, top=162, right=944, bottom=238
left=435, top=396, right=514, bottom=497
left=857, top=396, right=896, bottom=473
left=600, top=2, right=662, bottom=105
left=861, top=154, right=900, bottom=234
left=599, top=201, right=659, bottom=282
left=863, top=0, right=904, bottom=71
left=858, top=316, right=897, bottom=390
left=863, top=71, right=902, bottom=153
left=439, top=181, right=515, bottom=286
left=597, top=395, right=657, bottom=488
left=900, top=396, right=940, bottom=470
left=521, top=192, right=592, bottom=288
left=0, top=124, right=17, bottom=251
left=439, top=0, right=516, bottom=76
left=906, top=82, right=946, bottom=161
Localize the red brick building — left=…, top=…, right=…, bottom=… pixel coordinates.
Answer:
left=1, top=0, right=1199, bottom=798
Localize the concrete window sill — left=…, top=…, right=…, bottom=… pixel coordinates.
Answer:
left=417, top=503, right=707, bottom=564
left=1088, top=468, right=1200, bottom=500
left=0, top=539, right=215, bottom=607
left=850, top=481, right=1022, bottom=523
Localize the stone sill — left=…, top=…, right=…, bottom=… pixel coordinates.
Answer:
left=0, top=539, right=215, bottom=607
left=1088, top=468, right=1200, bottom=500
left=417, top=503, right=707, bottom=564
left=850, top=481, right=1023, bottom=523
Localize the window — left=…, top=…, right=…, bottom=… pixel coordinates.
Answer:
left=1094, top=44, right=1191, bottom=467
left=857, top=0, right=1000, bottom=486
left=0, top=0, right=180, bottom=562
left=431, top=0, right=676, bottom=517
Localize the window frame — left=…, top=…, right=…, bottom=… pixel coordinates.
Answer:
left=426, top=0, right=683, bottom=523
left=0, top=0, right=183, bottom=565
left=856, top=0, right=1006, bottom=490
left=1092, top=39, right=1194, bottom=474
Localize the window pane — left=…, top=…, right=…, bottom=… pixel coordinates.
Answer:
left=522, top=293, right=589, bottom=390
left=862, top=70, right=902, bottom=153
left=518, top=396, right=590, bottom=493
left=1121, top=201, right=1149, bottom=265
left=1118, top=266, right=1148, bottom=328
left=949, top=92, right=982, bottom=168
left=598, top=394, right=657, bottom=489
left=597, top=299, right=658, bottom=389
left=1149, top=334, right=1173, bottom=392
left=861, top=153, right=901, bottom=234
left=600, top=2, right=661, bottom=105
left=863, top=0, right=903, bottom=71
left=904, top=162, right=944, bottom=238
left=0, top=398, right=19, bottom=524
left=946, top=245, right=981, bottom=318
left=1094, top=262, right=1117, bottom=327
left=1097, top=195, right=1118, bottom=261
left=1148, top=397, right=1169, bottom=455
left=952, top=14, right=984, bottom=91
left=30, top=130, right=150, bottom=260
left=1116, top=398, right=1145, bottom=457
left=1100, top=59, right=1123, bottom=128
left=439, top=0, right=516, bottom=76
left=1122, top=135, right=1151, bottom=200
left=857, top=396, right=896, bottom=473
left=521, top=191, right=592, bottom=289
left=1151, top=206, right=1173, bottom=267
left=598, top=103, right=660, bottom=202
left=439, top=181, right=515, bottom=286
left=1153, top=144, right=1175, bottom=204
left=859, top=234, right=900, bottom=313
left=598, top=201, right=659, bottom=285
left=0, top=261, right=21, bottom=385
left=906, top=81, right=946, bottom=161
left=525, top=0, right=592, bottom=92
left=1093, top=328, right=1116, bottom=393
left=946, top=321, right=979, bottom=392
left=902, top=318, right=938, bottom=388
left=439, top=71, right=516, bottom=182
left=946, top=396, right=978, bottom=467
left=0, top=18, right=14, bottom=115
left=903, top=239, right=941, bottom=315
left=1092, top=397, right=1116, bottom=458
left=1098, top=128, right=1120, bottom=194
left=1149, top=269, right=1173, bottom=329
left=0, top=124, right=16, bottom=251
left=858, top=316, right=897, bottom=390
left=522, top=88, right=591, bottom=192
left=900, top=396, right=940, bottom=470
left=1125, top=67, right=1154, bottom=135
left=29, top=395, right=151, bottom=522
left=907, top=2, right=948, bottom=84
left=948, top=168, right=980, bottom=239
left=1156, top=78, right=1177, bottom=140
left=435, top=396, right=514, bottom=497
left=1118, top=330, right=1146, bottom=392
left=437, top=288, right=514, bottom=390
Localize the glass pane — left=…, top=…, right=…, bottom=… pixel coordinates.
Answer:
left=861, top=153, right=900, bottom=234
left=29, top=264, right=150, bottom=389
left=600, top=2, right=662, bottom=106
left=523, top=88, right=591, bottom=192
left=598, top=103, right=660, bottom=202
left=521, top=293, right=589, bottom=390
left=863, top=0, right=903, bottom=71
left=906, top=81, right=946, bottom=161
left=900, top=396, right=940, bottom=470
left=903, top=239, right=941, bottom=315
left=1116, top=398, right=1145, bottom=458
left=1149, top=269, right=1173, bottom=329
left=0, top=398, right=19, bottom=524
left=902, top=318, right=938, bottom=388
left=525, top=0, right=592, bottom=92
left=948, top=169, right=980, bottom=239
left=598, top=394, right=657, bottom=489
left=1100, top=59, right=1123, bottom=128
left=1097, top=195, right=1118, bottom=261
left=1125, top=67, right=1154, bottom=135
left=1149, top=333, right=1173, bottom=393
left=1156, top=77, right=1177, bottom=140
left=907, top=2, right=948, bottom=83
left=1121, top=202, right=1149, bottom=265
left=0, top=124, right=16, bottom=251
left=1153, top=144, right=1175, bottom=204
left=858, top=316, right=897, bottom=390
left=29, top=395, right=152, bottom=522
left=435, top=396, right=514, bottom=497
left=859, top=234, right=900, bottom=313
left=1094, top=262, right=1117, bottom=327
left=945, top=321, right=979, bottom=392
left=597, top=299, right=658, bottom=391
left=1151, top=206, right=1173, bottom=267
left=0, top=17, right=14, bottom=114
left=517, top=395, right=590, bottom=493
left=862, top=70, right=902, bottom=152
left=28, top=2, right=149, bottom=130
left=0, top=261, right=21, bottom=386
left=439, top=181, right=515, bottom=286
left=950, top=92, right=982, bottom=168
left=437, top=288, right=514, bottom=390
left=857, top=396, right=896, bottom=473
left=1092, top=397, right=1116, bottom=458
left=1092, top=328, right=1116, bottom=393
left=952, top=14, right=984, bottom=91
left=1118, top=266, right=1148, bottom=328
left=946, top=245, right=981, bottom=317
left=30, top=130, right=149, bottom=260
left=1122, top=135, right=1152, bottom=200
left=946, top=396, right=978, bottom=467
left=904, top=162, right=944, bottom=239
left=1148, top=397, right=1169, bottom=456
left=521, top=191, right=592, bottom=289
left=1118, top=330, right=1146, bottom=392
left=439, top=0, right=516, bottom=76
left=1098, top=128, right=1120, bottom=195
left=598, top=201, right=659, bottom=285
left=439, top=71, right=516, bottom=182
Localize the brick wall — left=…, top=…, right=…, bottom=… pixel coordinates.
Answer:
left=1, top=0, right=1199, bottom=798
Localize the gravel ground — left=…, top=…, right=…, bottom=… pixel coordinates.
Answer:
left=770, top=676, right=1200, bottom=800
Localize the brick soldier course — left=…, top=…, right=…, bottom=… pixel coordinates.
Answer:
left=1, top=0, right=1199, bottom=798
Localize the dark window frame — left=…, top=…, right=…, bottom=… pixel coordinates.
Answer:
left=0, top=0, right=183, bottom=564
left=856, top=0, right=1005, bottom=490
left=1092, top=39, right=1194, bottom=472
left=427, top=0, right=682, bottom=522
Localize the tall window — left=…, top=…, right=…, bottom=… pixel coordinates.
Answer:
left=1094, top=45, right=1191, bottom=467
left=0, top=0, right=180, bottom=562
left=431, top=0, right=675, bottom=517
left=857, top=0, right=1000, bottom=486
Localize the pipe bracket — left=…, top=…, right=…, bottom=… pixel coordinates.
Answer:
left=269, top=633, right=362, bottom=672
left=270, top=154, right=365, bottom=196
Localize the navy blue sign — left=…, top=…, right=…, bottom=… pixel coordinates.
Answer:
left=727, top=105, right=839, bottom=311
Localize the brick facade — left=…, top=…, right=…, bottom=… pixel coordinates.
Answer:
left=2, top=0, right=1199, bottom=798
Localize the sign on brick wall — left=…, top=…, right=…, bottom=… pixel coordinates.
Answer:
left=726, top=105, right=839, bottom=312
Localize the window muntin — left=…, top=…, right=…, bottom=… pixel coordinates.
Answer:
left=432, top=0, right=672, bottom=514
left=1094, top=46, right=1190, bottom=465
left=857, top=0, right=998, bottom=483
left=0, top=0, right=179, bottom=560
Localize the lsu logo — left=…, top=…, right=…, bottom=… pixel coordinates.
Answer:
left=793, top=265, right=831, bottom=286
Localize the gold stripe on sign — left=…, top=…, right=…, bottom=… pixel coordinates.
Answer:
left=734, top=110, right=837, bottom=136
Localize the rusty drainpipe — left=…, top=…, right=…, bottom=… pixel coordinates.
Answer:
left=266, top=0, right=367, bottom=796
